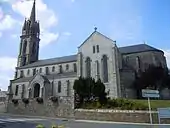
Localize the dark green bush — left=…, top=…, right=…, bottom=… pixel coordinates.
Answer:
left=36, top=97, right=43, bottom=104
left=22, top=98, right=29, bottom=104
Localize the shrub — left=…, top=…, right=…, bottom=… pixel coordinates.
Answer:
left=49, top=96, right=58, bottom=103
left=12, top=99, right=18, bottom=105
left=22, top=98, right=29, bottom=105
left=36, top=97, right=43, bottom=104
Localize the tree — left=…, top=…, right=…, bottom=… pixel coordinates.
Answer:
left=73, top=77, right=107, bottom=107
left=133, top=65, right=170, bottom=98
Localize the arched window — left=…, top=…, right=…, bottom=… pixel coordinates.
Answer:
left=23, top=40, right=27, bottom=54
left=58, top=81, right=61, bottom=93
left=67, top=80, right=70, bottom=96
left=32, top=43, right=36, bottom=54
left=52, top=66, right=55, bottom=72
left=73, top=63, right=77, bottom=72
left=86, top=57, right=91, bottom=78
left=21, top=84, right=25, bottom=98
left=102, top=55, right=108, bottom=83
left=39, top=68, right=42, bottom=73
left=96, top=60, right=100, bottom=79
left=27, top=69, right=30, bottom=75
left=66, top=64, right=69, bottom=70
left=59, top=65, right=62, bottom=73
left=136, top=56, right=141, bottom=70
left=45, top=67, right=49, bottom=74
left=15, top=85, right=19, bottom=96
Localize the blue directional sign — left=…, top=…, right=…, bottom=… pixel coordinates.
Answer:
left=142, top=89, right=160, bottom=98
left=158, top=108, right=170, bottom=118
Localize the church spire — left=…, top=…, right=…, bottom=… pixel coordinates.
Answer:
left=30, top=0, right=36, bottom=22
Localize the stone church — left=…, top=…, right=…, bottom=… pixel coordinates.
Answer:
left=8, top=1, right=167, bottom=100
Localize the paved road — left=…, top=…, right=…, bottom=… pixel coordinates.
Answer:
left=0, top=115, right=169, bottom=128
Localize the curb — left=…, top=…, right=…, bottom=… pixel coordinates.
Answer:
left=1, top=113, right=170, bottom=125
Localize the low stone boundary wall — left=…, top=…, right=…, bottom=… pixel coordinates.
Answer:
left=7, top=97, right=74, bottom=118
left=74, top=109, right=170, bottom=124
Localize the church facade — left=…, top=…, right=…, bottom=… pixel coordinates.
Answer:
left=8, top=1, right=167, bottom=100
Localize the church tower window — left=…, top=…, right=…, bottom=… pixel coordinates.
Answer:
left=86, top=57, right=91, bottom=78
left=102, top=55, right=108, bottom=83
left=58, top=81, right=61, bottom=93
left=23, top=40, right=27, bottom=54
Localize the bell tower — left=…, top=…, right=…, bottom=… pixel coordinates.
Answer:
left=17, top=0, right=40, bottom=67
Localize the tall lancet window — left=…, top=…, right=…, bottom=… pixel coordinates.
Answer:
left=67, top=80, right=70, bottom=96
left=136, top=56, right=141, bottom=71
left=23, top=40, right=27, bottom=54
left=102, top=55, right=108, bottom=83
left=96, top=60, right=100, bottom=79
left=86, top=57, right=91, bottom=78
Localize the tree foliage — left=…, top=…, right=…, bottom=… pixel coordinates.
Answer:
left=133, top=65, right=170, bottom=98
left=73, top=77, right=107, bottom=108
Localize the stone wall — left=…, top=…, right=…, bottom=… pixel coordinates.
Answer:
left=7, top=96, right=74, bottom=118
left=74, top=109, right=170, bottom=124
left=7, top=98, right=170, bottom=124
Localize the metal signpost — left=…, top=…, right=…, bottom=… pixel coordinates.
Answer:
left=142, top=89, right=160, bottom=124
left=158, top=108, right=170, bottom=124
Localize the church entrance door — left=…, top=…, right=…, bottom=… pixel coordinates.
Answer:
left=34, top=83, right=40, bottom=98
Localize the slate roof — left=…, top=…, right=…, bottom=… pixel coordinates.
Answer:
left=11, top=72, right=77, bottom=83
left=119, top=44, right=163, bottom=54
left=17, top=54, right=77, bottom=69
left=17, top=44, right=163, bottom=69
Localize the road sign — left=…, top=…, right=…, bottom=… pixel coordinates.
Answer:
left=142, top=89, right=160, bottom=98
left=158, top=108, right=170, bottom=124
left=142, top=89, right=160, bottom=124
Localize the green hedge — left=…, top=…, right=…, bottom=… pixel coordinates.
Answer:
left=82, top=98, right=148, bottom=110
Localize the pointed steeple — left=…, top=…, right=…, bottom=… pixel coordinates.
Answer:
left=30, top=0, right=36, bottom=22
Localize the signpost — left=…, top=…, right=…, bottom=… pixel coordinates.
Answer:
left=142, top=89, right=160, bottom=124
left=158, top=108, right=170, bottom=124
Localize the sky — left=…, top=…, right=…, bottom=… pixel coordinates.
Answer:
left=0, top=0, right=169, bottom=90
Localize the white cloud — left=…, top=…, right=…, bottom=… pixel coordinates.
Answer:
left=40, top=31, right=59, bottom=47
left=164, top=50, right=170, bottom=68
left=0, top=15, right=18, bottom=31
left=0, top=32, right=2, bottom=38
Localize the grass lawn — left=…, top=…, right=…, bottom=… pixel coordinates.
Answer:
left=131, top=99, right=170, bottom=110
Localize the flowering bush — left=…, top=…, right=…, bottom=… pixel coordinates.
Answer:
left=12, top=99, right=18, bottom=105
left=22, top=98, right=29, bottom=104
left=36, top=97, right=43, bottom=104
left=49, top=96, right=58, bottom=103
